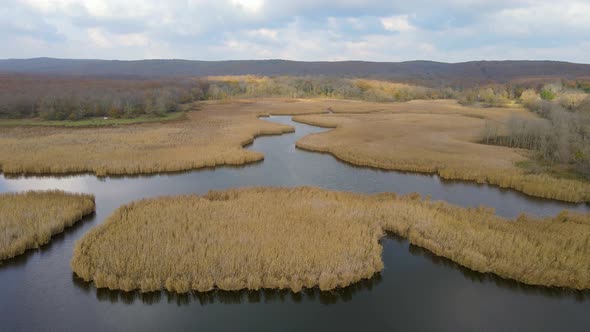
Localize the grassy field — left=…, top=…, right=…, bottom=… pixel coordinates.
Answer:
left=0, top=191, right=95, bottom=261
left=0, top=101, right=309, bottom=176
left=0, top=111, right=186, bottom=127
left=0, top=98, right=378, bottom=177
left=71, top=187, right=590, bottom=293
left=293, top=100, right=590, bottom=203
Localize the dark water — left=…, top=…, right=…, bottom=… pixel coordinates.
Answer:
left=1, top=116, right=588, bottom=331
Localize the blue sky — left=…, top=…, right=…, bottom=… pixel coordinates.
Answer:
left=2, top=0, right=589, bottom=63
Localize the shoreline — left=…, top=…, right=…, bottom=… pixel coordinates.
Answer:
left=293, top=114, right=590, bottom=204
left=71, top=187, right=590, bottom=293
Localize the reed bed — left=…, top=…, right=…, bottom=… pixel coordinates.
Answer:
left=0, top=190, right=95, bottom=261
left=0, top=98, right=534, bottom=177
left=71, top=187, right=590, bottom=293
left=0, top=97, right=399, bottom=176
left=0, top=105, right=295, bottom=176
left=293, top=104, right=590, bottom=203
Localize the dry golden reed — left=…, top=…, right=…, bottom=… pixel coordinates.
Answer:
left=71, top=187, right=590, bottom=294
left=293, top=100, right=590, bottom=203
left=0, top=190, right=95, bottom=261
left=1, top=98, right=588, bottom=201
left=0, top=98, right=378, bottom=177
left=0, top=103, right=296, bottom=176
left=0, top=97, right=531, bottom=177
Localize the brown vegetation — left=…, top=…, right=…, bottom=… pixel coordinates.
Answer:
left=71, top=187, right=590, bottom=293
left=293, top=100, right=590, bottom=202
left=0, top=101, right=300, bottom=176
left=206, top=76, right=452, bottom=101
left=2, top=97, right=588, bottom=201
left=0, top=74, right=209, bottom=120
left=0, top=190, right=95, bottom=261
left=485, top=84, right=590, bottom=178
left=0, top=97, right=428, bottom=176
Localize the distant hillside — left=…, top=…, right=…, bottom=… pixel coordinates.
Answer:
left=1, top=58, right=590, bottom=86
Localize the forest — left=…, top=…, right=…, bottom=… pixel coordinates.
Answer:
left=0, top=74, right=455, bottom=120
left=1, top=73, right=589, bottom=121
left=0, top=74, right=209, bottom=120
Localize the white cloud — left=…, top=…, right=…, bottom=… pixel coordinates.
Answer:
left=2, top=0, right=589, bottom=62
left=248, top=28, right=279, bottom=40
left=231, top=0, right=265, bottom=13
left=419, top=42, right=435, bottom=53
left=87, top=28, right=110, bottom=48
left=381, top=15, right=415, bottom=32
left=117, top=33, right=149, bottom=47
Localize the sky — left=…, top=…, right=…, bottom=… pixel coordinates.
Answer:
left=1, top=0, right=590, bottom=63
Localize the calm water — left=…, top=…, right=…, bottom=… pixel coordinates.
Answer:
left=1, top=116, right=588, bottom=331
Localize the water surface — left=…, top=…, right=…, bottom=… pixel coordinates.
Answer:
left=1, top=116, right=588, bottom=331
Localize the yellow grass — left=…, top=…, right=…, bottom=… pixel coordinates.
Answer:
left=1, top=98, right=588, bottom=202
left=71, top=187, right=590, bottom=293
left=0, top=102, right=299, bottom=176
left=0, top=190, right=95, bottom=261
left=293, top=100, right=590, bottom=203
left=0, top=98, right=394, bottom=177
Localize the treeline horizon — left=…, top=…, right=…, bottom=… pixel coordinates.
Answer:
left=0, top=74, right=210, bottom=120
left=3, top=58, right=590, bottom=84
left=1, top=73, right=589, bottom=121
left=1, top=74, right=444, bottom=120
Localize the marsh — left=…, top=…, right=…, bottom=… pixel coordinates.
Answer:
left=1, top=116, right=588, bottom=331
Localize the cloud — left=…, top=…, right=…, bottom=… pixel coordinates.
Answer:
left=0, top=0, right=588, bottom=63
left=231, top=0, right=265, bottom=13
left=87, top=28, right=110, bottom=48
left=381, top=15, right=415, bottom=33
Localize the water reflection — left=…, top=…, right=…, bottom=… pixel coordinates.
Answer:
left=1, top=173, right=93, bottom=193
left=2, top=161, right=266, bottom=181
left=403, top=237, right=590, bottom=302
left=72, top=273, right=383, bottom=306
left=68, top=232, right=589, bottom=308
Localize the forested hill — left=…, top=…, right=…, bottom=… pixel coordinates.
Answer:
left=1, top=58, right=590, bottom=85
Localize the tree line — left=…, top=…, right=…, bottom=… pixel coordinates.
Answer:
left=3, top=73, right=588, bottom=121
left=0, top=75, right=462, bottom=121
left=0, top=74, right=210, bottom=120
left=482, top=82, right=590, bottom=178
left=205, top=76, right=457, bottom=101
